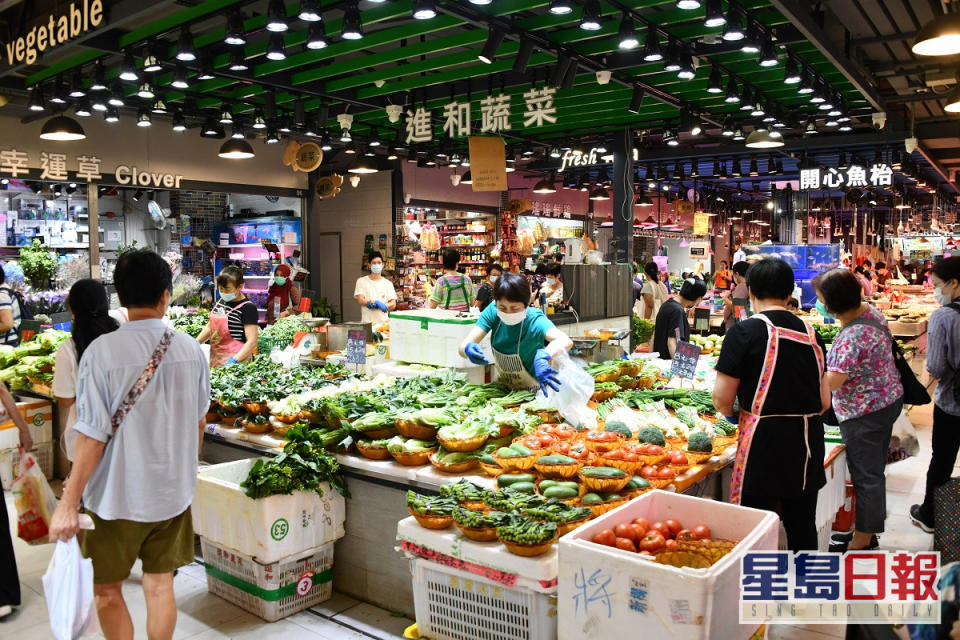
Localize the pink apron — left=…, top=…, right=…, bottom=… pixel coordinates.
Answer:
left=208, top=301, right=256, bottom=368
left=728, top=313, right=825, bottom=505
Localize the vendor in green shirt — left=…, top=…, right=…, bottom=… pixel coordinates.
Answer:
left=459, top=272, right=573, bottom=394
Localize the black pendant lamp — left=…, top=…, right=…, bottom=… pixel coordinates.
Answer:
left=40, top=115, right=86, bottom=141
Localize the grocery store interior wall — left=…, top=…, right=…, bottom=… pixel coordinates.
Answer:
left=0, top=112, right=306, bottom=190
left=309, top=170, right=393, bottom=323
left=402, top=163, right=501, bottom=208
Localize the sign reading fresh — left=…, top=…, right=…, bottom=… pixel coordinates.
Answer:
left=3, top=0, right=105, bottom=66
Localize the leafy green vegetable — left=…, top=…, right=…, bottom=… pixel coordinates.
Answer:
left=258, top=316, right=307, bottom=353
left=240, top=425, right=348, bottom=499
left=172, top=311, right=209, bottom=338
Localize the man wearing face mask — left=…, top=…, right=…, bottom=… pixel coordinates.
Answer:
left=458, top=272, right=573, bottom=394
left=473, top=263, right=503, bottom=311
left=354, top=251, right=397, bottom=324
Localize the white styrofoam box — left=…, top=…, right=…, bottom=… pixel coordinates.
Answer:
left=410, top=558, right=557, bottom=640
left=201, top=537, right=333, bottom=622
left=0, top=442, right=54, bottom=490
left=0, top=398, right=54, bottom=448
left=388, top=309, right=491, bottom=368
left=371, top=360, right=486, bottom=384
left=558, top=490, right=779, bottom=640
left=397, top=516, right=556, bottom=593
left=192, top=459, right=346, bottom=560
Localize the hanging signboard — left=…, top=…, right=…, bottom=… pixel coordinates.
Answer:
left=468, top=136, right=507, bottom=192
left=799, top=163, right=893, bottom=190
left=2, top=0, right=105, bottom=67
left=0, top=148, right=184, bottom=186
left=693, top=212, right=709, bottom=235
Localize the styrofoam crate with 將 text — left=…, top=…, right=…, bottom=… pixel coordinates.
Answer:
left=192, top=459, right=345, bottom=560
left=558, top=490, right=780, bottom=640
left=388, top=309, right=491, bottom=368
left=200, top=537, right=333, bottom=622
left=0, top=398, right=54, bottom=449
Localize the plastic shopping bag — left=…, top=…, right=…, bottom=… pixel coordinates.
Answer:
left=12, top=451, right=59, bottom=544
left=42, top=537, right=99, bottom=640
left=537, top=352, right=596, bottom=429
left=887, top=409, right=920, bottom=464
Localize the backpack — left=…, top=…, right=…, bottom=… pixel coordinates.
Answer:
left=843, top=314, right=930, bottom=406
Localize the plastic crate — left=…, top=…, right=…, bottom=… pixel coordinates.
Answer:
left=388, top=310, right=491, bottom=368
left=410, top=558, right=557, bottom=640
left=192, top=459, right=345, bottom=560
left=200, top=537, right=333, bottom=622
left=0, top=441, right=54, bottom=490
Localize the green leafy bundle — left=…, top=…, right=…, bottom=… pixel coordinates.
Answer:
left=241, top=425, right=349, bottom=499
left=633, top=315, right=655, bottom=345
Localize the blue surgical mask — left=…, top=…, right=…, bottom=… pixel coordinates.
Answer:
left=220, top=291, right=237, bottom=302
left=371, top=264, right=383, bottom=275
left=546, top=277, right=557, bottom=286
left=815, top=300, right=833, bottom=320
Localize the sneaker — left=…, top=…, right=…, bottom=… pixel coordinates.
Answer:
left=910, top=504, right=935, bottom=533
left=830, top=530, right=854, bottom=544
left=0, top=605, right=12, bottom=620
left=829, top=534, right=879, bottom=553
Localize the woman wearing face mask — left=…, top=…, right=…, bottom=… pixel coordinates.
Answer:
left=652, top=277, right=708, bottom=359
left=197, top=265, right=259, bottom=367
left=265, top=264, right=301, bottom=325
left=459, top=272, right=573, bottom=394
left=534, top=263, right=564, bottom=308
left=473, top=263, right=503, bottom=311
left=911, top=257, right=960, bottom=533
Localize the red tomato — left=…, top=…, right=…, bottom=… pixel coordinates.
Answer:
left=591, top=529, right=616, bottom=546
left=615, top=537, right=637, bottom=553
left=669, top=451, right=689, bottom=465
left=631, top=517, right=649, bottom=532
left=676, top=529, right=697, bottom=542
left=587, top=431, right=617, bottom=442
left=622, top=452, right=639, bottom=462
left=630, top=523, right=648, bottom=541
left=640, top=465, right=657, bottom=477
left=665, top=539, right=679, bottom=550
left=638, top=531, right=666, bottom=552
left=665, top=519, right=683, bottom=536
left=604, top=450, right=623, bottom=461
left=651, top=521, right=671, bottom=537
left=692, top=524, right=711, bottom=540
left=657, top=467, right=677, bottom=479
left=648, top=445, right=664, bottom=455
left=538, top=434, right=555, bottom=447
left=614, top=523, right=635, bottom=542
left=554, top=442, right=570, bottom=454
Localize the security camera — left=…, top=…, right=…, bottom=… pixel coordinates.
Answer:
left=872, top=112, right=887, bottom=130
left=905, top=137, right=919, bottom=154
left=337, top=113, right=354, bottom=131
left=374, top=79, right=386, bottom=88
left=385, top=104, right=402, bottom=123
left=403, top=193, right=412, bottom=204
left=596, top=70, right=611, bottom=85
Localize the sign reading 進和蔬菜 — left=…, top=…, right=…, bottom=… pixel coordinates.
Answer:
left=0, top=148, right=183, bottom=187
left=2, top=0, right=105, bottom=66
left=799, top=163, right=894, bottom=190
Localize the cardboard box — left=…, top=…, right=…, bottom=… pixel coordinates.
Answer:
left=0, top=398, right=53, bottom=449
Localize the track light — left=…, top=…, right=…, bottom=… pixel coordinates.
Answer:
left=739, top=87, right=754, bottom=111
left=225, top=12, right=246, bottom=45
left=252, top=109, right=267, bottom=130
left=513, top=40, right=535, bottom=74
left=143, top=48, right=162, bottom=73
left=676, top=50, right=695, bottom=80
left=266, top=128, right=280, bottom=144
left=220, top=105, right=233, bottom=124
left=172, top=108, right=187, bottom=131
left=342, top=4, right=363, bottom=40
left=724, top=77, right=740, bottom=103
left=320, top=132, right=333, bottom=151
left=618, top=14, right=639, bottom=50
left=119, top=50, right=139, bottom=82
left=751, top=100, right=765, bottom=117
left=783, top=57, right=801, bottom=83
left=550, top=146, right=562, bottom=158
left=580, top=0, right=602, bottom=31
left=479, top=28, right=504, bottom=63
left=69, top=70, right=85, bottom=98
left=946, top=86, right=960, bottom=113
left=104, top=106, right=120, bottom=123
left=172, top=64, right=189, bottom=89
left=642, top=23, right=662, bottom=61
left=266, top=33, right=286, bottom=60
left=722, top=117, right=735, bottom=136
left=137, top=107, right=152, bottom=127
left=229, top=48, right=249, bottom=71
left=299, top=0, right=322, bottom=21
left=663, top=40, right=681, bottom=71
left=804, top=120, right=818, bottom=135
left=628, top=86, right=644, bottom=114
left=759, top=35, right=778, bottom=67
left=219, top=138, right=256, bottom=159
left=741, top=21, right=760, bottom=53
left=307, top=21, right=328, bottom=49
left=677, top=0, right=700, bottom=9
left=798, top=71, right=814, bottom=94
left=533, top=175, right=557, bottom=194
left=707, top=66, right=723, bottom=93
left=137, top=82, right=154, bottom=99
left=266, top=0, right=289, bottom=32
left=589, top=186, right=610, bottom=200
left=176, top=28, right=196, bottom=62
left=732, top=126, right=745, bottom=141
left=201, top=117, right=219, bottom=137
left=109, top=82, right=124, bottom=106
left=50, top=77, right=67, bottom=104
left=722, top=6, right=744, bottom=41
left=91, top=63, right=107, bottom=91
left=413, top=0, right=437, bottom=20
left=549, top=0, right=573, bottom=14
left=28, top=87, right=45, bottom=112
left=152, top=97, right=167, bottom=114
left=198, top=55, right=215, bottom=80
left=704, top=0, right=726, bottom=27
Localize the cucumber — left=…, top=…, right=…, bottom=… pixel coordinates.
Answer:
left=600, top=493, right=622, bottom=501
left=543, top=485, right=580, bottom=499
left=626, top=477, right=651, bottom=490
left=581, top=492, right=603, bottom=504
left=498, top=473, right=535, bottom=487
left=538, top=480, right=558, bottom=490
left=509, top=444, right=533, bottom=456
left=536, top=454, right=576, bottom=465
left=509, top=481, right=536, bottom=493
left=497, top=446, right=523, bottom=458
left=478, top=454, right=497, bottom=465
left=580, top=466, right=626, bottom=478
left=556, top=481, right=580, bottom=490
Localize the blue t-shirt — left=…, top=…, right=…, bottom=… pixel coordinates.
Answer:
left=477, top=305, right=555, bottom=376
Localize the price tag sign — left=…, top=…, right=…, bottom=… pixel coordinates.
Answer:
left=694, top=308, right=711, bottom=332
left=19, top=319, right=42, bottom=343
left=671, top=340, right=702, bottom=380
left=346, top=329, right=367, bottom=365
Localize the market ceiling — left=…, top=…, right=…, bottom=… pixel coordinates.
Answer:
left=0, top=0, right=952, bottom=192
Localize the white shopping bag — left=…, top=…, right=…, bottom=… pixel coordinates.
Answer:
left=42, top=537, right=99, bottom=640
left=536, top=351, right=596, bottom=429
left=887, top=409, right=920, bottom=464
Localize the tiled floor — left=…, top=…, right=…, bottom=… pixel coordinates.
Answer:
left=2, top=401, right=950, bottom=639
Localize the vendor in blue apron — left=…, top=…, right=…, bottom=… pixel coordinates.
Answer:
left=459, top=272, right=573, bottom=394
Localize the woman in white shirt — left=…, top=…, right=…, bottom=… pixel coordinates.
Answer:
left=638, top=261, right=668, bottom=320
left=52, top=279, right=119, bottom=460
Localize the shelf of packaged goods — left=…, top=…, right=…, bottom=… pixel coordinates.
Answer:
left=422, top=261, right=488, bottom=266
left=244, top=274, right=273, bottom=279
left=438, top=229, right=493, bottom=234
left=218, top=243, right=300, bottom=248
left=443, top=244, right=493, bottom=249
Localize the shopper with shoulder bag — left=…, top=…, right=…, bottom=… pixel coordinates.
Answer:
left=912, top=257, right=960, bottom=533
left=637, top=261, right=668, bottom=322
left=47, top=250, right=210, bottom=640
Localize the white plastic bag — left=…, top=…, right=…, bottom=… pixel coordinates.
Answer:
left=43, top=537, right=99, bottom=640
left=538, top=352, right=595, bottom=429
left=887, top=409, right=920, bottom=464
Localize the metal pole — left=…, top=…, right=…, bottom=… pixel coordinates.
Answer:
left=87, top=183, right=100, bottom=280
left=611, top=128, right=633, bottom=265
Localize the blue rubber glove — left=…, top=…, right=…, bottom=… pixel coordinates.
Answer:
left=225, top=357, right=238, bottom=366
left=725, top=415, right=738, bottom=424
left=533, top=349, right=560, bottom=395
left=365, top=301, right=377, bottom=309
left=464, top=343, right=490, bottom=366
left=373, top=300, right=389, bottom=313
